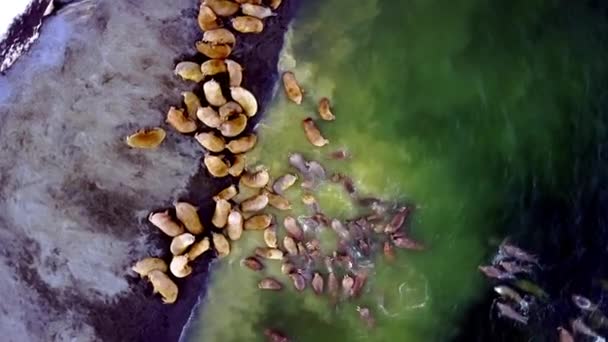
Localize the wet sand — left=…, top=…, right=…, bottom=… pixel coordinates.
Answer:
left=0, top=0, right=299, bottom=341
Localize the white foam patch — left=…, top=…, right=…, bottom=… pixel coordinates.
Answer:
left=0, top=0, right=34, bottom=41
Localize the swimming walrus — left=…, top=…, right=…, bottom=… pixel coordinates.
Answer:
left=317, top=97, right=335, bottom=121
left=302, top=118, right=328, bottom=147
left=263, top=190, right=291, bottom=210
left=244, top=214, right=273, bottom=230
left=226, top=210, right=244, bottom=240
left=258, top=278, right=283, bottom=290
left=263, top=225, right=278, bottom=248
left=242, top=256, right=264, bottom=271
left=272, top=173, right=297, bottom=194
left=283, top=216, right=303, bottom=240
left=283, top=236, right=298, bottom=255
left=166, top=107, right=197, bottom=133
left=255, top=247, right=284, bottom=260
left=125, top=128, right=166, bottom=149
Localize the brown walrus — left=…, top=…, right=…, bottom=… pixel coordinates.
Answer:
left=302, top=117, right=329, bottom=147
left=282, top=71, right=303, bottom=104
left=125, top=128, right=166, bottom=149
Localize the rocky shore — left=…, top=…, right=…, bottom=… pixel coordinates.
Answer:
left=0, top=0, right=298, bottom=341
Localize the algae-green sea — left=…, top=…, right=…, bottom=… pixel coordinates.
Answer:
left=185, top=0, right=608, bottom=340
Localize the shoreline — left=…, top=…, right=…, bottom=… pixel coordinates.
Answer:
left=95, top=2, right=302, bottom=341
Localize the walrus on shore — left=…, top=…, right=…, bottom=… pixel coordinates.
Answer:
left=200, top=59, right=227, bottom=78
left=282, top=71, right=303, bottom=104
left=167, top=107, right=197, bottom=133
left=214, top=184, right=238, bottom=201
left=226, top=134, right=257, bottom=153
left=170, top=255, right=193, bottom=278
left=283, top=216, right=303, bottom=240
left=195, top=131, right=226, bottom=153
left=230, top=87, right=258, bottom=117
left=232, top=16, right=264, bottom=33
left=212, top=232, right=231, bottom=257
left=241, top=193, right=269, bottom=212
left=241, top=4, right=276, bottom=19
left=182, top=92, right=201, bottom=119
left=229, top=154, right=247, bottom=177
left=197, top=106, right=224, bottom=128
left=125, top=128, right=166, bottom=149
left=219, top=101, right=244, bottom=119
left=187, top=237, right=210, bottom=261
left=212, top=199, right=231, bottom=228
left=204, top=154, right=231, bottom=177
left=170, top=233, right=196, bottom=255
left=269, top=0, right=283, bottom=10
left=283, top=236, right=298, bottom=255
left=302, top=118, right=329, bottom=147
left=259, top=278, right=283, bottom=290
left=244, top=214, right=273, bottom=230
left=198, top=4, right=221, bottom=31
left=204, top=79, right=228, bottom=107
left=148, top=210, right=185, bottom=237
left=219, top=114, right=248, bottom=137
left=175, top=201, right=204, bottom=234
left=241, top=167, right=270, bottom=188
left=226, top=59, right=244, bottom=87
left=263, top=225, right=278, bottom=248
left=196, top=41, right=233, bottom=59
left=148, top=270, right=178, bottom=304
left=226, top=210, right=244, bottom=240
left=205, top=0, right=240, bottom=17
left=174, top=61, right=204, bottom=83
left=132, top=257, right=168, bottom=277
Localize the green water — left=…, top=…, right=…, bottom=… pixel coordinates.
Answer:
left=187, top=1, right=608, bottom=341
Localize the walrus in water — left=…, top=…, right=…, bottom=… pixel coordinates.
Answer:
left=241, top=167, right=270, bottom=188
left=244, top=214, right=273, bottom=230
left=125, top=128, right=166, bottom=149
left=318, top=97, right=335, bottom=121
left=282, top=71, right=303, bottom=104
left=242, top=256, right=264, bottom=271
left=302, top=118, right=329, bottom=147
left=229, top=154, right=247, bottom=177
left=226, top=134, right=257, bottom=154
left=259, top=278, right=283, bottom=290
left=263, top=225, right=278, bottom=248
left=148, top=210, right=185, bottom=237
left=182, top=91, right=201, bottom=119
left=212, top=232, right=231, bottom=257
left=241, top=193, right=269, bottom=212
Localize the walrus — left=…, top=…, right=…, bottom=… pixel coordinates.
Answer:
left=147, top=270, right=178, bottom=304
left=132, top=257, right=168, bottom=277
left=125, top=128, right=166, bottom=149
left=226, top=134, right=257, bottom=154
left=318, top=97, right=335, bottom=121
left=230, top=87, right=258, bottom=117
left=241, top=193, right=269, bottom=212
left=289, top=273, right=306, bottom=291
left=241, top=3, right=275, bottom=19
left=263, top=225, right=278, bottom=248
left=204, top=79, right=227, bottom=107
left=195, top=131, right=226, bottom=153
left=226, top=210, right=244, bottom=240
left=196, top=41, right=233, bottom=59
left=182, top=91, right=201, bottom=119
left=198, top=4, right=221, bottom=31
left=197, top=106, right=224, bottom=128
left=212, top=232, right=231, bottom=257
left=269, top=0, right=283, bottom=10
left=255, top=247, right=284, bottom=260
left=219, top=101, right=243, bottom=119
left=204, top=28, right=236, bottom=45
left=170, top=255, right=192, bottom=278
left=263, top=190, right=291, bottom=210
left=385, top=206, right=410, bottom=233
left=302, top=118, right=328, bottom=147
left=242, top=256, right=264, bottom=271
left=175, top=201, right=204, bottom=235
left=241, top=167, right=270, bottom=188
left=264, top=329, right=289, bottom=342
left=312, top=273, right=324, bottom=295
left=258, top=278, right=283, bottom=290
left=204, top=0, right=240, bottom=17
left=229, top=154, right=247, bottom=177
left=187, top=237, right=210, bottom=261
left=282, top=71, right=303, bottom=104
left=148, top=210, right=185, bottom=237
left=342, top=274, right=354, bottom=297
left=166, top=107, right=197, bottom=133
left=219, top=114, right=248, bottom=137
left=281, top=261, right=295, bottom=274
left=283, top=216, right=303, bottom=240
left=204, top=154, right=230, bottom=177
left=174, top=61, right=204, bottom=83
left=232, top=16, right=264, bottom=33
left=272, top=174, right=297, bottom=194
left=225, top=59, right=243, bottom=87
left=200, top=59, right=227, bottom=79
left=283, top=236, right=298, bottom=255
left=214, top=184, right=238, bottom=201
left=170, top=233, right=196, bottom=255
left=244, top=214, right=273, bottom=230
left=212, top=199, right=231, bottom=228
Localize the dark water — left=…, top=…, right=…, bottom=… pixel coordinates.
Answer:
left=184, top=0, right=608, bottom=341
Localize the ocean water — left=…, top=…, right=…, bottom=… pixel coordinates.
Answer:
left=184, top=0, right=608, bottom=341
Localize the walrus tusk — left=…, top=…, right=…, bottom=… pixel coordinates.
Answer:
left=302, top=117, right=329, bottom=147
left=282, top=71, right=303, bottom=104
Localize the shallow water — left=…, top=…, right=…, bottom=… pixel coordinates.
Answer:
left=184, top=1, right=608, bottom=341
